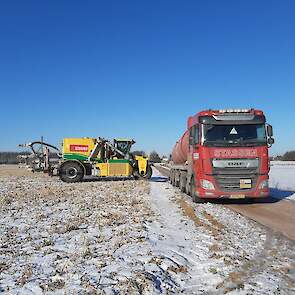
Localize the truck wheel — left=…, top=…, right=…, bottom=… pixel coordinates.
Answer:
left=175, top=172, right=180, bottom=187
left=59, top=161, right=84, bottom=183
left=169, top=170, right=174, bottom=184
left=170, top=170, right=176, bottom=186
left=190, top=177, right=203, bottom=203
left=180, top=172, right=187, bottom=193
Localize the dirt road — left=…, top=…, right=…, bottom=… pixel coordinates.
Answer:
left=224, top=200, right=295, bottom=240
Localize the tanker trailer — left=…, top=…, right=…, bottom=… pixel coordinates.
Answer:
left=171, top=130, right=189, bottom=165
left=170, top=109, right=274, bottom=202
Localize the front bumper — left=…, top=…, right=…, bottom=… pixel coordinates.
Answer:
left=196, top=175, right=269, bottom=199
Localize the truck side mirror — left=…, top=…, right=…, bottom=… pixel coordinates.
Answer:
left=189, top=136, right=194, bottom=145
left=267, top=138, right=275, bottom=145
left=267, top=124, right=273, bottom=137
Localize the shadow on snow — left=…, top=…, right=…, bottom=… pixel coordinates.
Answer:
left=206, top=187, right=295, bottom=205
left=150, top=176, right=169, bottom=182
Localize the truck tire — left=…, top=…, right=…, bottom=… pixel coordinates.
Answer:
left=175, top=171, right=180, bottom=187
left=180, top=172, right=187, bottom=193
left=170, top=170, right=176, bottom=186
left=169, top=170, right=174, bottom=184
left=190, top=177, right=203, bottom=203
left=59, top=161, right=84, bottom=183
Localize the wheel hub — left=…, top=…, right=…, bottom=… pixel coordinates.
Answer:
left=67, top=167, right=78, bottom=179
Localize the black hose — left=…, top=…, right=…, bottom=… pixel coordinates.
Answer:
left=30, top=141, right=62, bottom=158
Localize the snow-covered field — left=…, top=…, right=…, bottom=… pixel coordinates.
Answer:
left=0, top=166, right=294, bottom=294
left=270, top=161, right=295, bottom=201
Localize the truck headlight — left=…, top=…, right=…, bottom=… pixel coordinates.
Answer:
left=201, top=179, right=215, bottom=190
left=259, top=180, right=269, bottom=189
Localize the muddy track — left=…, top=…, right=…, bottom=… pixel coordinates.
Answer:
left=154, top=165, right=295, bottom=241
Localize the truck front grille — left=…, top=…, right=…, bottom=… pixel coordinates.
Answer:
left=212, top=166, right=259, bottom=192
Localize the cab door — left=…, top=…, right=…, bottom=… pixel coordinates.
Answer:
left=188, top=124, right=200, bottom=179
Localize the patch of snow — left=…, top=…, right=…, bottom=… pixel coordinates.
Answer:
left=148, top=170, right=222, bottom=293
left=269, top=164, right=295, bottom=200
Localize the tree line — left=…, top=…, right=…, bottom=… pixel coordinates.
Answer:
left=0, top=152, right=30, bottom=164
left=132, top=150, right=162, bottom=163
left=272, top=151, right=295, bottom=161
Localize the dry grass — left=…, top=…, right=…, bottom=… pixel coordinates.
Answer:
left=176, top=197, right=203, bottom=226
left=167, top=265, right=188, bottom=274
left=176, top=197, right=224, bottom=239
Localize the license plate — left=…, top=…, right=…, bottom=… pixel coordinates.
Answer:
left=229, top=194, right=245, bottom=199
left=240, top=179, right=252, bottom=189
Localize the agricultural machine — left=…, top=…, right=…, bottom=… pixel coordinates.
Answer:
left=19, top=137, right=152, bottom=182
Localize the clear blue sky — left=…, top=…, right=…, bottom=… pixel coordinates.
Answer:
left=0, top=0, right=294, bottom=156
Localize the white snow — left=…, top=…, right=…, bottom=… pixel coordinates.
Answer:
left=270, top=161, right=295, bottom=201
left=148, top=169, right=222, bottom=293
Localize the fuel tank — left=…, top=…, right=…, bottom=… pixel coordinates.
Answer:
left=171, top=130, right=189, bottom=164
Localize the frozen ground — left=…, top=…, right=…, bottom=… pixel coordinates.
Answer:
left=0, top=166, right=294, bottom=294
left=270, top=161, right=295, bottom=201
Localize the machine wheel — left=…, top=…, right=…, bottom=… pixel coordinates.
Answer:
left=190, top=177, right=203, bottom=203
left=59, top=161, right=84, bottom=183
left=133, top=165, right=153, bottom=180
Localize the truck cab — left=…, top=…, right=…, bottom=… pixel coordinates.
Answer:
left=171, top=109, right=274, bottom=201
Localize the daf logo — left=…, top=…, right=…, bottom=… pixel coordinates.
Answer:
left=212, top=159, right=259, bottom=169
left=228, top=162, right=243, bottom=166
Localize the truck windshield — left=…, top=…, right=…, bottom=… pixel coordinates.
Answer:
left=202, top=124, right=266, bottom=146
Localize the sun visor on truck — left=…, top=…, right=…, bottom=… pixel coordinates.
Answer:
left=199, top=115, right=266, bottom=125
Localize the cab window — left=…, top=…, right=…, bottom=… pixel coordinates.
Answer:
left=189, top=125, right=199, bottom=145
left=194, top=125, right=199, bottom=144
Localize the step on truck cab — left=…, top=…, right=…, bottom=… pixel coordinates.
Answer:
left=170, top=109, right=274, bottom=202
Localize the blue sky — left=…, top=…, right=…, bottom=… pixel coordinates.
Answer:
left=0, top=0, right=294, bottom=156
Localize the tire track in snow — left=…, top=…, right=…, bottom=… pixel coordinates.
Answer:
left=146, top=169, right=223, bottom=293
left=151, top=167, right=295, bottom=295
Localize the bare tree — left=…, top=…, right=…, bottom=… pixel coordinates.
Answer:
left=283, top=151, right=295, bottom=161
left=149, top=151, right=161, bottom=163
left=132, top=150, right=146, bottom=157
left=0, top=152, right=29, bottom=164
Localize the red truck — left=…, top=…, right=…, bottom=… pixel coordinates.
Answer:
left=170, top=109, right=274, bottom=202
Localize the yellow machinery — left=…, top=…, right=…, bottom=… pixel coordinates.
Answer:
left=59, top=137, right=152, bottom=182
